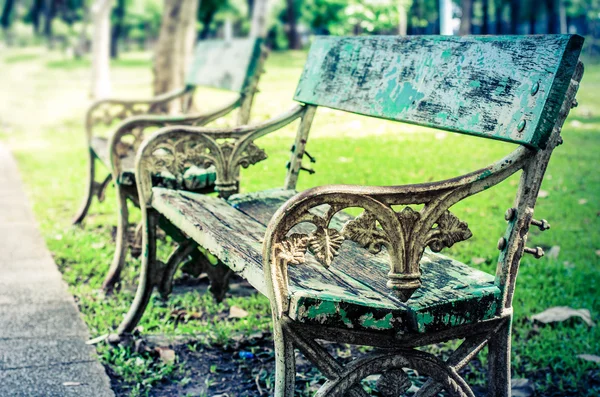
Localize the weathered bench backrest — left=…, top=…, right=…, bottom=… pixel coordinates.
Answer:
left=185, top=38, right=264, bottom=93
left=294, top=35, right=583, bottom=148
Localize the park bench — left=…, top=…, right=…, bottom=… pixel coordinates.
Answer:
left=113, top=35, right=584, bottom=396
left=72, top=38, right=267, bottom=291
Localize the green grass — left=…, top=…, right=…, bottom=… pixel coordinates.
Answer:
left=0, top=47, right=599, bottom=396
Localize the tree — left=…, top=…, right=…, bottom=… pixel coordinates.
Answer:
left=198, top=0, right=222, bottom=39
left=44, top=0, right=56, bottom=40
left=459, top=0, right=473, bottom=35
left=250, top=0, right=270, bottom=38
left=110, top=0, right=126, bottom=58
left=28, top=0, right=45, bottom=34
left=482, top=0, right=490, bottom=34
left=510, top=0, right=519, bottom=34
left=439, top=0, right=452, bottom=34
left=90, top=0, right=114, bottom=99
left=285, top=0, right=300, bottom=49
left=153, top=0, right=199, bottom=111
left=546, top=0, right=567, bottom=33
left=1, top=0, right=15, bottom=32
left=398, top=0, right=412, bottom=35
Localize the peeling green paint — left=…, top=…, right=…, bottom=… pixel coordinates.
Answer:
left=359, top=313, right=394, bottom=330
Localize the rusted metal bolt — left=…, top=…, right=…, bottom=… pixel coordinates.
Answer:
left=531, top=218, right=550, bottom=231
left=524, top=246, right=545, bottom=259
left=505, top=208, right=516, bottom=221
left=517, top=120, right=527, bottom=132
left=497, top=237, right=507, bottom=251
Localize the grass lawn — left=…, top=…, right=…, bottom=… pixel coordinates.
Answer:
left=0, top=46, right=599, bottom=396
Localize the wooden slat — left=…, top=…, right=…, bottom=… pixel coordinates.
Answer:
left=161, top=188, right=500, bottom=333
left=185, top=38, right=263, bottom=93
left=152, top=188, right=398, bottom=309
left=230, top=189, right=500, bottom=332
left=294, top=35, right=583, bottom=148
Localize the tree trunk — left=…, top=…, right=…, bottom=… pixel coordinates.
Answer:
left=439, top=0, right=452, bottom=35
left=285, top=0, right=299, bottom=49
left=557, top=0, right=566, bottom=33
left=199, top=7, right=215, bottom=39
left=482, top=0, right=490, bottom=34
left=459, top=0, right=472, bottom=35
left=545, top=0, right=565, bottom=33
left=398, top=1, right=408, bottom=35
left=495, top=1, right=503, bottom=34
left=153, top=0, right=198, bottom=112
left=223, top=17, right=233, bottom=40
left=43, top=0, right=55, bottom=41
left=30, top=0, right=44, bottom=34
left=250, top=0, right=270, bottom=38
left=1, top=0, right=15, bottom=30
left=90, top=0, right=114, bottom=99
left=529, top=0, right=536, bottom=33
left=510, top=0, right=519, bottom=34
left=110, top=0, right=125, bottom=58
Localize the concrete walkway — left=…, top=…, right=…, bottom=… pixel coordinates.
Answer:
left=0, top=143, right=115, bottom=396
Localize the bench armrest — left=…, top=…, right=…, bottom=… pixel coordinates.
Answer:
left=109, top=96, right=242, bottom=178
left=262, top=146, right=532, bottom=316
left=85, top=86, right=192, bottom=141
left=134, top=104, right=308, bottom=203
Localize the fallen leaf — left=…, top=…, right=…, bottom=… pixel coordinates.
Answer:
left=532, top=306, right=596, bottom=327
left=62, top=382, right=82, bottom=387
left=579, top=198, right=588, bottom=205
left=91, top=242, right=105, bottom=249
left=229, top=306, right=249, bottom=319
left=547, top=246, right=560, bottom=259
left=471, top=257, right=486, bottom=265
left=578, top=354, right=600, bottom=363
left=511, top=378, right=534, bottom=397
left=155, top=347, right=176, bottom=364
left=538, top=190, right=549, bottom=198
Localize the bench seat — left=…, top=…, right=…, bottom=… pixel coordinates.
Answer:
left=90, top=137, right=217, bottom=189
left=152, top=187, right=501, bottom=335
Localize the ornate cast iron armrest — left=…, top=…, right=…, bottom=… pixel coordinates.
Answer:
left=109, top=96, right=242, bottom=178
left=85, top=86, right=192, bottom=141
left=134, top=104, right=308, bottom=203
left=262, top=146, right=534, bottom=316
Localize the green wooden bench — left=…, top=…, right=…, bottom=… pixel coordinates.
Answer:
left=72, top=38, right=267, bottom=291
left=113, top=35, right=584, bottom=396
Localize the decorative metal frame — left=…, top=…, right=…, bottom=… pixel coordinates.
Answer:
left=112, top=104, right=314, bottom=335
left=72, top=45, right=268, bottom=292
left=114, top=60, right=583, bottom=397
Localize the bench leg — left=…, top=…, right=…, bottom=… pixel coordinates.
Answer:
left=72, top=148, right=97, bottom=224
left=488, top=318, right=511, bottom=397
left=273, top=321, right=296, bottom=397
left=102, top=186, right=129, bottom=292
left=115, top=209, right=159, bottom=336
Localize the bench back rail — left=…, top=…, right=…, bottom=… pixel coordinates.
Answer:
left=294, top=35, right=582, bottom=148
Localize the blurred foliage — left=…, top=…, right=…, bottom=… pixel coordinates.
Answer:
left=1, top=0, right=600, bottom=56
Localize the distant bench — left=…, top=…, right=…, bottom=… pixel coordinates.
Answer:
left=72, top=38, right=267, bottom=292
left=113, top=35, right=583, bottom=396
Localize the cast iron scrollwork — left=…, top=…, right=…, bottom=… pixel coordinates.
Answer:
left=265, top=145, right=533, bottom=308
left=142, top=134, right=267, bottom=197
left=273, top=203, right=472, bottom=301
